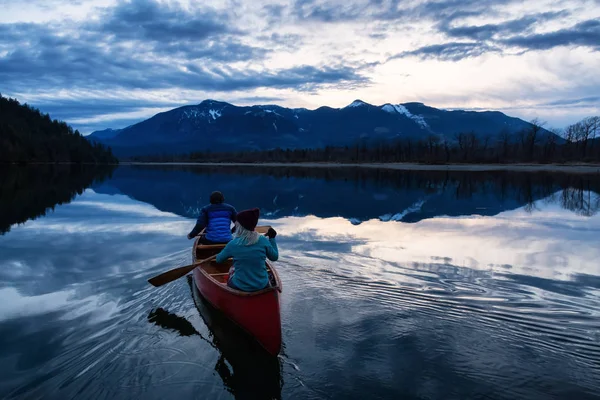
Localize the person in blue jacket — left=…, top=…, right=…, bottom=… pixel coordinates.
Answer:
left=187, top=191, right=237, bottom=244
left=215, top=208, right=278, bottom=292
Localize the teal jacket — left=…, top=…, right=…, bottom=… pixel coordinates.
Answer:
left=216, top=235, right=279, bottom=291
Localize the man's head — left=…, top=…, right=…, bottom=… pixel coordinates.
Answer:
left=210, top=191, right=225, bottom=204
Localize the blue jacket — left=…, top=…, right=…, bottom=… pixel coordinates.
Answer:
left=189, top=203, right=237, bottom=243
left=216, top=236, right=279, bottom=291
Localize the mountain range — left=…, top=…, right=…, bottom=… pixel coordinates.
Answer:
left=88, top=99, right=551, bottom=157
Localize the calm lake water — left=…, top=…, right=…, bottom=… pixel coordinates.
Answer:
left=1, top=165, right=599, bottom=399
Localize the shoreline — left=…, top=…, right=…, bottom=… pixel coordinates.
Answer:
left=120, top=162, right=600, bottom=174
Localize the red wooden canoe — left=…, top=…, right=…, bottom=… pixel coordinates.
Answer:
left=191, top=232, right=282, bottom=356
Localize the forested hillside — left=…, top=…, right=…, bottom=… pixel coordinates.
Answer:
left=0, top=95, right=117, bottom=164
left=132, top=118, right=600, bottom=164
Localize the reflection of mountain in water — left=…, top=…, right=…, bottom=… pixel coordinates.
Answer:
left=93, top=165, right=600, bottom=223
left=0, top=165, right=115, bottom=234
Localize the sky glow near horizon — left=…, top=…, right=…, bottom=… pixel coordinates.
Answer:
left=1, top=0, right=599, bottom=133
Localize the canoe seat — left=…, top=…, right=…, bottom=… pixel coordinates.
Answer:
left=201, top=261, right=231, bottom=275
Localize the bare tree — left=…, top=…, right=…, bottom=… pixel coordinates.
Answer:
left=498, top=129, right=511, bottom=162
left=443, top=139, right=451, bottom=163
left=582, top=116, right=600, bottom=159
left=526, top=118, right=545, bottom=161
left=543, top=128, right=560, bottom=161
left=563, top=116, right=600, bottom=160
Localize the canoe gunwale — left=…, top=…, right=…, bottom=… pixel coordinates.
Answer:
left=192, top=231, right=282, bottom=297
left=197, top=260, right=282, bottom=296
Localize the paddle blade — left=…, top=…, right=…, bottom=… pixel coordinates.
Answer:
left=148, top=264, right=196, bottom=287
left=255, top=225, right=271, bottom=234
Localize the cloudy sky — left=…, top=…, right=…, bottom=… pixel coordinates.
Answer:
left=1, top=0, right=599, bottom=133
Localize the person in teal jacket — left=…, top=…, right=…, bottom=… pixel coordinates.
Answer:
left=215, top=208, right=278, bottom=292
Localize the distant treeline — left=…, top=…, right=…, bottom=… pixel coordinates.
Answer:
left=0, top=165, right=115, bottom=234
left=0, top=95, right=118, bottom=164
left=131, top=117, right=600, bottom=164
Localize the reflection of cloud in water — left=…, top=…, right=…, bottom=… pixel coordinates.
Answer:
left=0, top=287, right=119, bottom=324
left=0, top=190, right=195, bottom=300
left=0, top=287, right=73, bottom=321
left=20, top=221, right=187, bottom=235
left=71, top=199, right=181, bottom=218
left=267, top=207, right=600, bottom=395
left=14, top=191, right=189, bottom=236
left=268, top=199, right=600, bottom=283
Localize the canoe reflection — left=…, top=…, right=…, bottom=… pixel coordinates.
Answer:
left=148, top=307, right=202, bottom=337
left=188, top=275, right=283, bottom=400
left=147, top=280, right=283, bottom=400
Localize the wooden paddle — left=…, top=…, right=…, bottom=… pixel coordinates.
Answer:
left=148, top=254, right=217, bottom=287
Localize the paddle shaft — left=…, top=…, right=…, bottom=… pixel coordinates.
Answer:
left=148, top=254, right=217, bottom=287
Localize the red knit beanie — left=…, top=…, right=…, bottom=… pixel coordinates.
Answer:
left=236, top=208, right=259, bottom=231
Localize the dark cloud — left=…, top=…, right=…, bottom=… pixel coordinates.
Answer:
left=285, top=0, right=596, bottom=61
left=23, top=98, right=181, bottom=121
left=154, top=39, right=270, bottom=62
left=290, top=0, right=406, bottom=22
left=86, top=0, right=264, bottom=62
left=181, top=64, right=370, bottom=92
left=289, top=0, right=514, bottom=24
left=0, top=22, right=51, bottom=43
left=384, top=9, right=589, bottom=62
left=231, top=96, right=286, bottom=104
left=97, top=0, right=235, bottom=42
left=0, top=0, right=368, bottom=96
left=442, top=18, right=536, bottom=40
left=262, top=3, right=286, bottom=20
left=369, top=32, right=388, bottom=40
left=439, top=12, right=567, bottom=41
left=389, top=42, right=500, bottom=61
left=412, top=0, right=511, bottom=22
left=0, top=23, right=367, bottom=93
left=430, top=12, right=598, bottom=58
left=0, top=0, right=265, bottom=79
left=501, top=19, right=600, bottom=51
left=292, top=0, right=362, bottom=22
left=541, top=96, right=600, bottom=107
left=258, top=32, right=306, bottom=51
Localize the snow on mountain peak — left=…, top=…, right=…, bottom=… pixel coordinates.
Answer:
left=181, top=108, right=204, bottom=121
left=381, top=103, right=429, bottom=129
left=209, top=109, right=222, bottom=120
left=346, top=100, right=368, bottom=108
left=381, top=104, right=396, bottom=113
